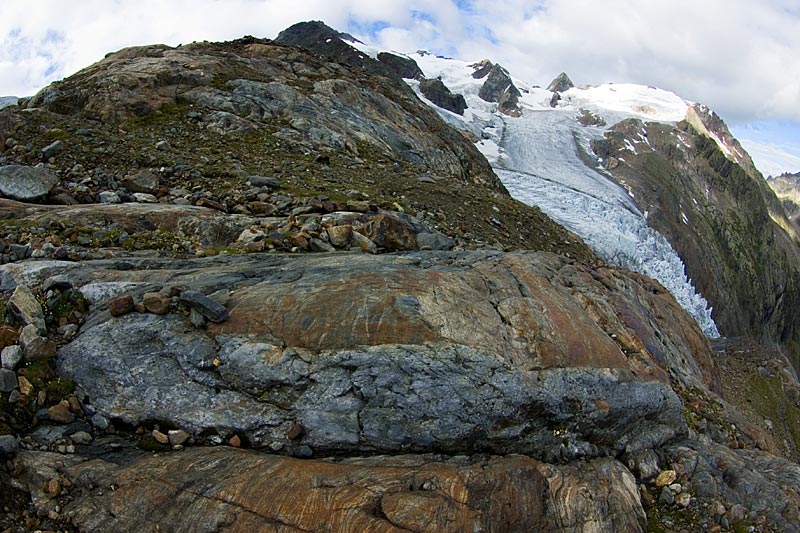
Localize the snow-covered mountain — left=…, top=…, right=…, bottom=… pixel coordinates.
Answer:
left=0, top=96, right=18, bottom=109
left=348, top=41, right=721, bottom=336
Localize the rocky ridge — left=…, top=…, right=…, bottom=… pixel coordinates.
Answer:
left=0, top=21, right=797, bottom=533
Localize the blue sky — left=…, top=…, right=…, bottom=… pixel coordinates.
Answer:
left=1, top=0, right=798, bottom=175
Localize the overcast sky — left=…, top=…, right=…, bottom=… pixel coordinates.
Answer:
left=1, top=0, right=798, bottom=175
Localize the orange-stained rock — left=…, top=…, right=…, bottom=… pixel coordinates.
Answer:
left=59, top=447, right=549, bottom=533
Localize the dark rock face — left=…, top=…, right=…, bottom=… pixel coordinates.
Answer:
left=595, top=115, right=800, bottom=370
left=477, top=64, right=522, bottom=116
left=470, top=59, right=493, bottom=79
left=377, top=51, right=424, bottom=80
left=419, top=78, right=467, bottom=115
left=275, top=20, right=398, bottom=80
left=547, top=72, right=575, bottom=93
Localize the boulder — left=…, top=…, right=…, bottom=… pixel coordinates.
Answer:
left=0, top=165, right=59, bottom=201
left=7, top=284, right=47, bottom=335
left=419, top=79, right=468, bottom=115
left=122, top=170, right=160, bottom=194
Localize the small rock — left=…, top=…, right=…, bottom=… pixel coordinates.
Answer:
left=152, top=430, right=169, bottom=444
left=108, top=295, right=134, bottom=317
left=207, top=435, right=223, bottom=445
left=346, top=200, right=371, bottom=213
left=155, top=140, right=169, bottom=151
left=68, top=395, right=82, bottom=414
left=417, top=175, right=437, bottom=184
left=189, top=308, right=206, bottom=328
left=416, top=232, right=455, bottom=251
left=675, top=492, right=692, bottom=507
left=247, top=175, right=281, bottom=188
left=309, top=238, right=335, bottom=252
left=98, top=191, right=121, bottom=204
left=1, top=344, right=23, bottom=369
left=0, top=368, right=17, bottom=392
left=43, top=275, right=72, bottom=293
left=70, top=431, right=93, bottom=445
left=91, top=413, right=109, bottom=430
left=45, top=478, right=61, bottom=497
left=669, top=483, right=682, bottom=493
left=168, top=429, right=189, bottom=446
left=659, top=487, right=675, bottom=505
left=142, top=292, right=170, bottom=315
left=655, top=469, right=677, bottom=487
left=48, top=401, right=75, bottom=424
left=41, top=140, right=64, bottom=159
left=180, top=290, right=229, bottom=323
left=287, top=422, right=304, bottom=441
left=228, top=435, right=241, bottom=448
left=17, top=375, right=32, bottom=396
left=123, top=170, right=160, bottom=194
left=20, top=325, right=56, bottom=361
left=0, top=324, right=18, bottom=349
left=195, top=197, right=226, bottom=212
left=132, top=192, right=159, bottom=203
left=8, top=285, right=47, bottom=335
left=351, top=231, right=377, bottom=254
left=0, top=434, right=18, bottom=457
left=326, top=225, right=353, bottom=248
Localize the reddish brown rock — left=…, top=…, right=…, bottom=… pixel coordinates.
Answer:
left=108, top=295, right=134, bottom=317
left=0, top=325, right=18, bottom=349
left=142, top=292, right=170, bottom=315
left=359, top=213, right=418, bottom=251
left=47, top=401, right=75, bottom=424
left=61, top=447, right=550, bottom=532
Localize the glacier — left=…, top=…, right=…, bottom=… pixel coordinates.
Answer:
left=397, top=51, right=721, bottom=337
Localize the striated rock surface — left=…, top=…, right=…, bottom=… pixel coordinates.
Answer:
left=3, top=446, right=652, bottom=533
left=0, top=250, right=708, bottom=460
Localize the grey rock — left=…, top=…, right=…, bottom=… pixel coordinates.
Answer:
left=98, top=191, right=121, bottom=204
left=1, top=345, right=23, bottom=370
left=309, top=238, right=335, bottom=252
left=0, top=368, right=17, bottom=392
left=43, top=275, right=73, bottom=293
left=41, top=139, right=64, bottom=159
left=0, top=164, right=59, bottom=200
left=180, top=290, right=229, bottom=323
left=549, top=92, right=561, bottom=108
left=91, top=413, right=109, bottom=430
left=547, top=72, right=575, bottom=93
left=70, top=431, right=93, bottom=445
left=247, top=175, right=281, bottom=189
left=416, top=232, right=455, bottom=251
left=122, top=170, right=159, bottom=194
left=132, top=192, right=158, bottom=203
left=8, top=284, right=47, bottom=335
left=155, top=140, right=169, bottom=151
left=0, top=434, right=18, bottom=456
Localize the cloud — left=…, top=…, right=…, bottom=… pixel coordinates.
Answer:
left=0, top=0, right=798, bottom=128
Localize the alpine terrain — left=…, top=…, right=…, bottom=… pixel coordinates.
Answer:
left=0, top=20, right=798, bottom=533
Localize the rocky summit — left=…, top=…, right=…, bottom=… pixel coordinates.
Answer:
left=0, top=20, right=798, bottom=533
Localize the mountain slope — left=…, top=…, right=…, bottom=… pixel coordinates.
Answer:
left=0, top=21, right=798, bottom=533
left=385, top=47, right=800, bottom=368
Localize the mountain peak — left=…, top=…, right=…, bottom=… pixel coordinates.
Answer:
left=547, top=72, right=574, bottom=93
